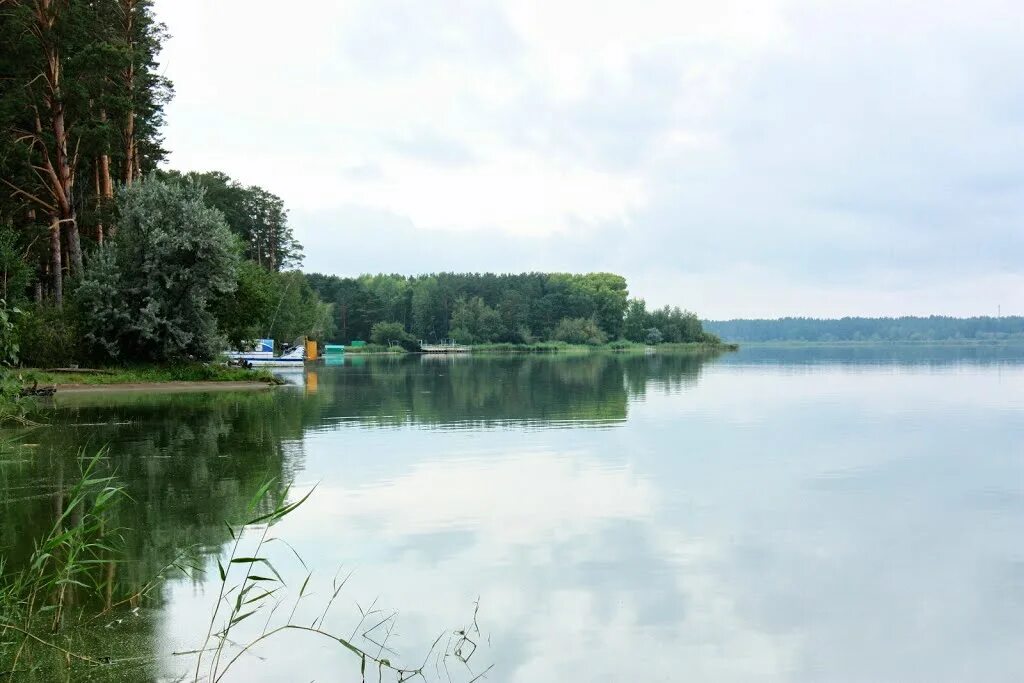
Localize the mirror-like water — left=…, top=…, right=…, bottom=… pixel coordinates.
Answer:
left=3, top=347, right=1023, bottom=681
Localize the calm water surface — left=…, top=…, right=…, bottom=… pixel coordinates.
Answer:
left=2, top=346, right=1023, bottom=681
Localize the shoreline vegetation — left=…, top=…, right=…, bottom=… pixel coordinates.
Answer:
left=0, top=365, right=280, bottom=421
left=342, top=340, right=738, bottom=354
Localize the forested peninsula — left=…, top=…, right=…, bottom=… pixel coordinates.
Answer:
left=0, top=0, right=722, bottom=401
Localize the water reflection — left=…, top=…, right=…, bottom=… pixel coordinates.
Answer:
left=720, top=342, right=1024, bottom=367
left=290, top=351, right=715, bottom=429
left=2, top=347, right=1023, bottom=681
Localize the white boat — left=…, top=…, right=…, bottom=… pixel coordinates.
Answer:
left=225, top=338, right=306, bottom=367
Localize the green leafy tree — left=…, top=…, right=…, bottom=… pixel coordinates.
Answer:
left=644, top=327, right=664, bottom=345
left=77, top=178, right=238, bottom=362
left=306, top=271, right=716, bottom=345
left=263, top=270, right=333, bottom=343
left=213, top=260, right=276, bottom=349
left=369, top=321, right=412, bottom=347
left=575, top=273, right=628, bottom=339
left=14, top=302, right=81, bottom=368
left=498, top=290, right=531, bottom=342
left=552, top=317, right=607, bottom=345
left=622, top=298, right=648, bottom=342
left=649, top=306, right=703, bottom=343
left=449, top=296, right=502, bottom=343
left=161, top=171, right=302, bottom=271
left=410, top=276, right=446, bottom=340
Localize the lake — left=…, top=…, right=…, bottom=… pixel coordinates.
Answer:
left=2, top=345, right=1023, bottom=681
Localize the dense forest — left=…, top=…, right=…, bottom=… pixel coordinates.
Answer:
left=704, top=316, right=1024, bottom=342
left=306, top=272, right=719, bottom=346
left=0, top=1, right=717, bottom=368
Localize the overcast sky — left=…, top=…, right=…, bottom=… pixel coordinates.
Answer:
left=154, top=0, right=1023, bottom=318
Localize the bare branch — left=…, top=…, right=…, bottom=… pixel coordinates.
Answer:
left=0, top=177, right=56, bottom=212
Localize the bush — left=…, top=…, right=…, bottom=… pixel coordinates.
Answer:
left=369, top=321, right=412, bottom=347
left=699, top=331, right=723, bottom=345
left=15, top=303, right=82, bottom=367
left=551, top=317, right=607, bottom=345
left=644, top=327, right=664, bottom=345
left=0, top=226, right=32, bottom=305
left=77, top=178, right=239, bottom=362
left=0, top=299, right=22, bottom=365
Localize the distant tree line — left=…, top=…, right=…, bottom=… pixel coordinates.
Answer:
left=306, top=272, right=720, bottom=346
left=704, top=316, right=1024, bottom=342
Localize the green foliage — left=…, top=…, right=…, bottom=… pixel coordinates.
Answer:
left=0, top=299, right=22, bottom=365
left=265, top=271, right=334, bottom=343
left=160, top=170, right=303, bottom=271
left=77, top=178, right=239, bottom=362
left=552, top=317, right=608, bottom=345
left=15, top=303, right=82, bottom=368
left=369, top=321, right=412, bottom=347
left=0, top=225, right=32, bottom=305
left=645, top=327, right=664, bottom=345
left=214, top=261, right=276, bottom=349
left=0, top=452, right=124, bottom=632
left=0, top=0, right=172, bottom=300
left=622, top=299, right=647, bottom=342
left=0, top=369, right=35, bottom=424
left=449, top=296, right=503, bottom=344
left=306, top=271, right=719, bottom=347
left=215, top=264, right=332, bottom=349
left=309, top=271, right=650, bottom=345
left=621, top=303, right=707, bottom=344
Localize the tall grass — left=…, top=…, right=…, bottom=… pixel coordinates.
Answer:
left=0, top=452, right=124, bottom=633
left=190, top=480, right=492, bottom=682
left=0, top=371, right=39, bottom=425
left=1, top=458, right=491, bottom=681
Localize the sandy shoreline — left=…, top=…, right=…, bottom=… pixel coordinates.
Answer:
left=54, top=381, right=276, bottom=394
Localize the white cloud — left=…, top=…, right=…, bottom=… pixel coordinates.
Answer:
left=296, top=452, right=654, bottom=549
left=155, top=0, right=1024, bottom=316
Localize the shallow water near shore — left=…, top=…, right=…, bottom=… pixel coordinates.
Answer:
left=3, top=345, right=1023, bottom=681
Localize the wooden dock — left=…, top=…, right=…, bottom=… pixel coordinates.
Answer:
left=418, top=341, right=471, bottom=353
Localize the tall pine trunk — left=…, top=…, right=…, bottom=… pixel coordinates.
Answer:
left=49, top=89, right=82, bottom=277
left=27, top=0, right=83, bottom=292
left=49, top=216, right=63, bottom=308
left=122, top=0, right=137, bottom=186
left=98, top=109, right=114, bottom=242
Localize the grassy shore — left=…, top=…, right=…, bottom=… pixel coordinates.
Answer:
left=334, top=340, right=738, bottom=355
left=11, top=363, right=283, bottom=387
left=1, top=364, right=283, bottom=424
left=465, top=340, right=738, bottom=354
left=336, top=343, right=405, bottom=354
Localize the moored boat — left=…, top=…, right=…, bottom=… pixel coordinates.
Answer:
left=225, top=338, right=307, bottom=367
